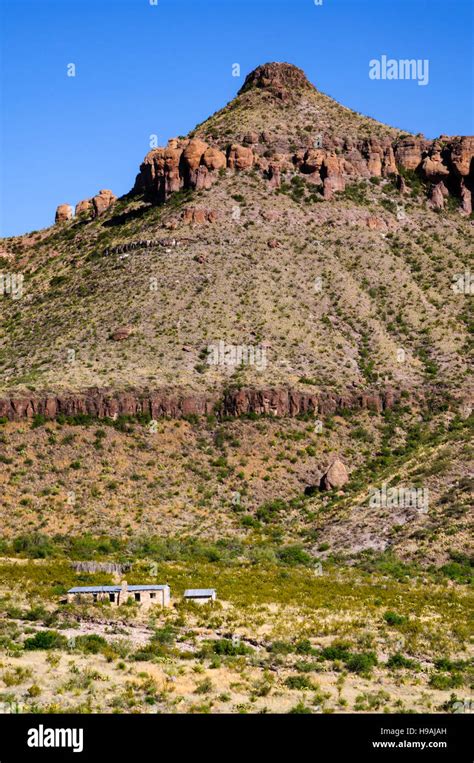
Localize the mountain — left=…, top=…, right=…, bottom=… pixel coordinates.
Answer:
left=1, top=63, right=473, bottom=411
left=1, top=63, right=472, bottom=415
left=0, top=63, right=472, bottom=563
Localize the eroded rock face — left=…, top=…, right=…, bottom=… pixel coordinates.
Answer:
left=322, top=154, right=345, bottom=199
left=227, top=144, right=254, bottom=170
left=237, top=62, right=314, bottom=101
left=75, top=199, right=92, bottom=217
left=55, top=204, right=73, bottom=223
left=460, top=180, right=472, bottom=214
left=450, top=136, right=474, bottom=177
left=394, top=137, right=425, bottom=170
left=92, top=189, right=117, bottom=217
left=134, top=138, right=227, bottom=202
left=319, top=458, right=349, bottom=491
left=202, top=146, right=227, bottom=171
left=0, top=385, right=409, bottom=422
left=131, top=121, right=473, bottom=213
left=182, top=207, right=219, bottom=225
left=428, top=181, right=448, bottom=210
left=421, top=153, right=450, bottom=183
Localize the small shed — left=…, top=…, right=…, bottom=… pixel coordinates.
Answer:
left=184, top=588, right=216, bottom=605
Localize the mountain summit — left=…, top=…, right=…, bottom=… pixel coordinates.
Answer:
left=0, top=62, right=472, bottom=414
left=237, top=61, right=316, bottom=99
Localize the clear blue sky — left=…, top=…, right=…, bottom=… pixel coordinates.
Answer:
left=1, top=0, right=472, bottom=237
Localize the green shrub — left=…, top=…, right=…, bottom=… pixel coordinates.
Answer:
left=212, top=639, right=251, bottom=656
left=195, top=677, right=213, bottom=694
left=24, top=630, right=68, bottom=650
left=284, top=675, right=314, bottom=690
left=386, top=653, right=417, bottom=670
left=320, top=642, right=352, bottom=661
left=295, top=639, right=314, bottom=655
left=256, top=498, right=287, bottom=523
left=269, top=640, right=293, bottom=655
left=12, top=534, right=56, bottom=559
left=345, top=652, right=378, bottom=675
left=288, top=702, right=312, bottom=714
left=429, top=673, right=464, bottom=690
left=75, top=634, right=108, bottom=654
left=277, top=545, right=311, bottom=566
left=383, top=611, right=406, bottom=626
left=241, top=515, right=260, bottom=529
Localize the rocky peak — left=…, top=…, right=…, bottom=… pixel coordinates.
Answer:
left=237, top=62, right=315, bottom=100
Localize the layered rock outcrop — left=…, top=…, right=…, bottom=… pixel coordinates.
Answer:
left=132, top=130, right=473, bottom=213
left=0, top=385, right=410, bottom=422
left=54, top=65, right=473, bottom=225
left=56, top=190, right=116, bottom=224
left=133, top=138, right=229, bottom=202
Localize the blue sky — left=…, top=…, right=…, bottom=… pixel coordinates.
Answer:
left=1, top=0, right=472, bottom=237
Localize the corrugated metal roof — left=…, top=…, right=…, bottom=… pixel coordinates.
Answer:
left=68, top=586, right=119, bottom=593
left=184, top=588, right=216, bottom=597
left=67, top=584, right=169, bottom=594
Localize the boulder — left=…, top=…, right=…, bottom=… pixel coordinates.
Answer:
left=202, top=146, right=227, bottom=171
left=75, top=199, right=92, bottom=217
left=397, top=175, right=409, bottom=194
left=420, top=153, right=450, bottom=182
left=182, top=207, right=219, bottom=225
left=243, top=131, right=259, bottom=145
left=301, top=148, right=325, bottom=176
left=366, top=216, right=388, bottom=232
left=227, top=144, right=254, bottom=170
left=182, top=138, right=208, bottom=170
left=319, top=458, right=349, bottom=491
left=110, top=325, right=133, bottom=341
left=92, top=189, right=116, bottom=217
left=55, top=204, right=73, bottom=223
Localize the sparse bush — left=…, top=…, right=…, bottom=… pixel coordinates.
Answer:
left=285, top=675, right=314, bottom=690
left=24, top=630, right=68, bottom=650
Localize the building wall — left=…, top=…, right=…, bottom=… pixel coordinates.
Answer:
left=186, top=595, right=215, bottom=605
left=67, top=588, right=170, bottom=608
left=67, top=592, right=117, bottom=605
left=121, top=589, right=168, bottom=609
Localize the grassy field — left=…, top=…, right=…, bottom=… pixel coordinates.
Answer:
left=0, top=554, right=471, bottom=714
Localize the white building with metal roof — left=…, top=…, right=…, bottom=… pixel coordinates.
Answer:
left=184, top=588, right=216, bottom=605
left=66, top=581, right=170, bottom=608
